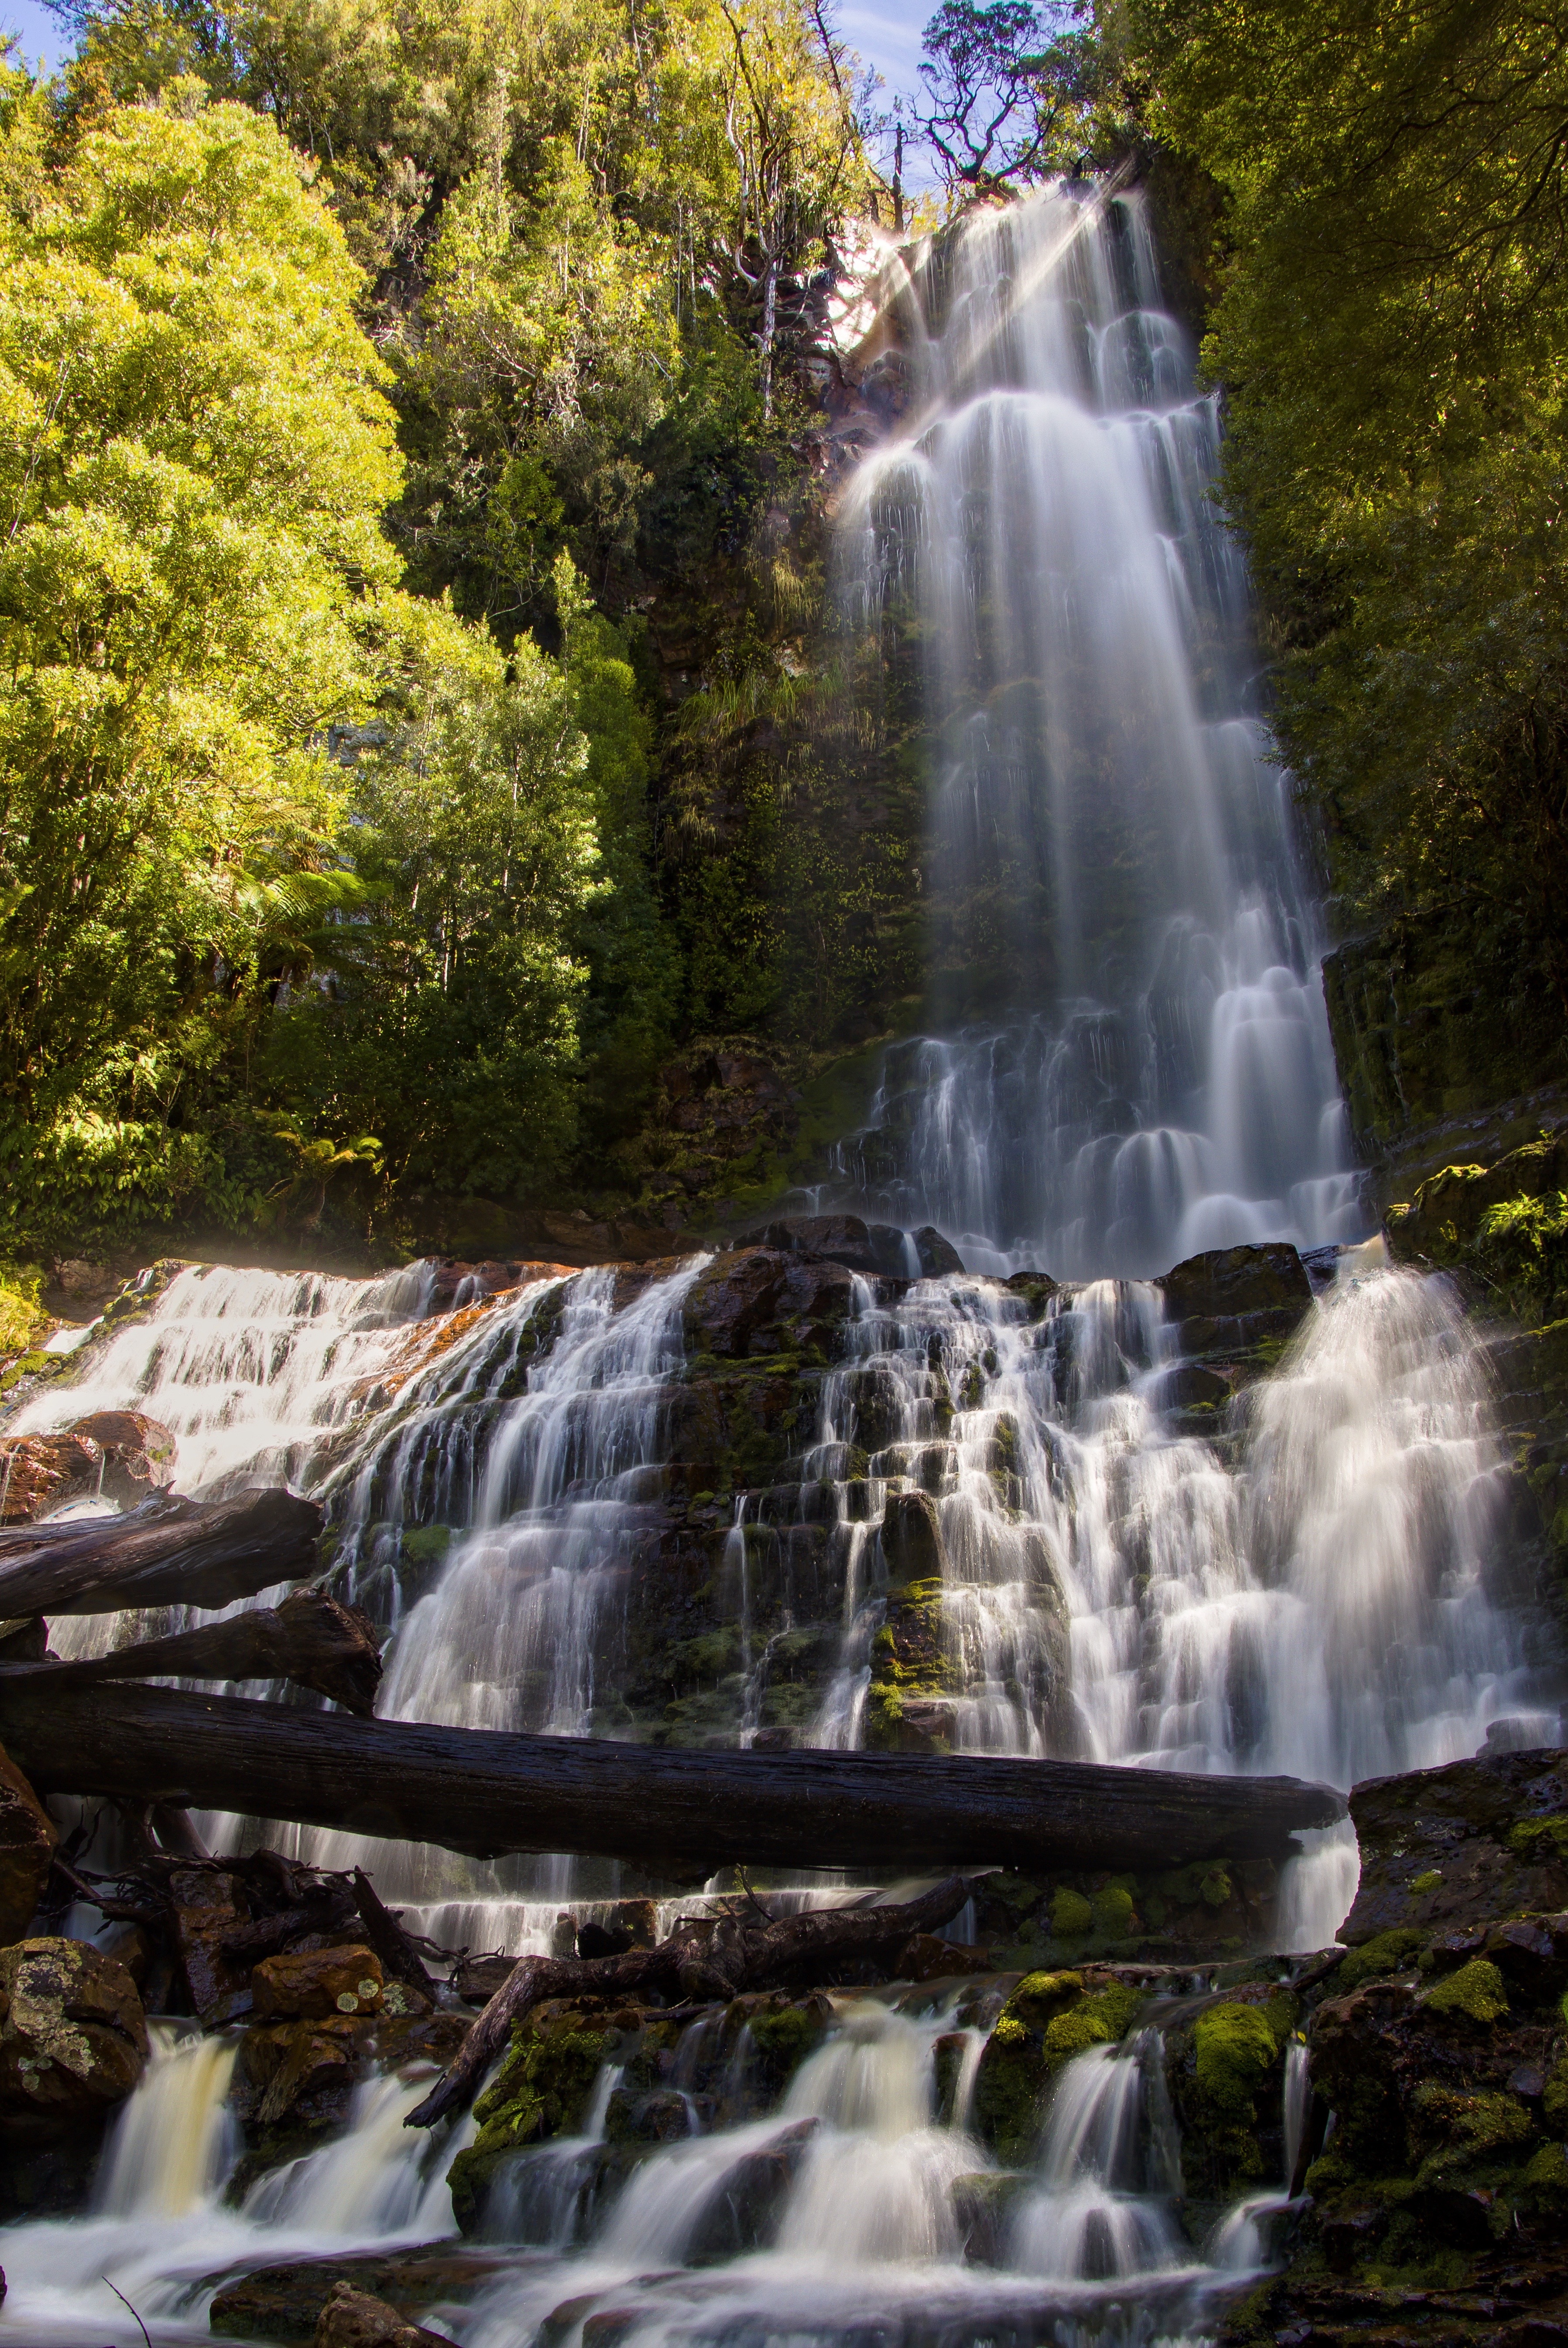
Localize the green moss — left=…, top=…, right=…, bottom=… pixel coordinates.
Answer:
left=448, top=2018, right=610, bottom=2232
left=1522, top=2141, right=1568, bottom=2204
left=1409, top=1870, right=1442, bottom=1894
left=1051, top=1888, right=1093, bottom=1939
left=1544, top=2056, right=1568, bottom=2134
left=1042, top=1981, right=1143, bottom=2072
left=747, top=2004, right=825, bottom=2091
left=1340, top=1928, right=1428, bottom=1990
left=1091, top=1886, right=1136, bottom=1936
left=1010, top=1970, right=1085, bottom=2024
left=1199, top=1866, right=1232, bottom=1910
left=1180, top=1997, right=1293, bottom=2185
left=400, top=1523, right=452, bottom=1570
left=1421, top=1959, right=1508, bottom=2023
left=1410, top=2082, right=1533, bottom=2189
left=1507, top=1812, right=1568, bottom=1858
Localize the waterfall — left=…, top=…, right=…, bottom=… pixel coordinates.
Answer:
left=830, top=185, right=1363, bottom=1277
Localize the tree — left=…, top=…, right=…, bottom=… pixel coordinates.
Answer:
left=915, top=0, right=1090, bottom=199
left=1133, top=0, right=1568, bottom=1029
left=0, top=79, right=401, bottom=1245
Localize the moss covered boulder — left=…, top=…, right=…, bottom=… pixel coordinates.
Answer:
left=446, top=2005, right=615, bottom=2231
left=1165, top=1987, right=1295, bottom=2195
left=972, top=1969, right=1144, bottom=2163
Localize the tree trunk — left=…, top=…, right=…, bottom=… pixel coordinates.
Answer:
left=2, top=1587, right=381, bottom=1714
left=0, top=1679, right=1346, bottom=1881
left=406, top=1872, right=976, bottom=2128
left=0, top=1489, right=324, bottom=1618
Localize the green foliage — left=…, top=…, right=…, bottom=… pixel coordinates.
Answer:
left=0, top=83, right=399, bottom=1247
left=1134, top=0, right=1568, bottom=1034
left=0, top=1263, right=44, bottom=1355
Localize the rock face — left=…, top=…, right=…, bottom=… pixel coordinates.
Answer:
left=0, top=1937, right=147, bottom=2116
left=0, top=1743, right=54, bottom=1945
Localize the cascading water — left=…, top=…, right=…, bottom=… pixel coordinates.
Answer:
left=1, top=176, right=1561, bottom=2348
left=830, top=185, right=1363, bottom=1277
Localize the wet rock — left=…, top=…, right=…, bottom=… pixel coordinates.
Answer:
left=1159, top=1242, right=1313, bottom=1323
left=881, top=1488, right=945, bottom=1583
left=448, top=2006, right=614, bottom=2231
left=604, top=2084, right=692, bottom=2143
left=730, top=1214, right=909, bottom=1278
left=0, top=1937, right=147, bottom=2116
left=1165, top=1989, right=1295, bottom=2193
left=912, top=1225, right=965, bottom=1276
left=683, top=1248, right=854, bottom=1359
left=0, top=1434, right=104, bottom=1524
left=313, top=2281, right=450, bottom=2347
left=0, top=1742, right=55, bottom=1945
left=972, top=1970, right=1144, bottom=2163
left=898, top=1933, right=993, bottom=1981
left=252, top=1946, right=386, bottom=2021
left=952, top=2170, right=1029, bottom=2264
left=66, top=1409, right=176, bottom=1503
left=170, top=1864, right=256, bottom=2025
left=208, top=2248, right=512, bottom=2343
left=1345, top=1748, right=1568, bottom=1944
left=684, top=2116, right=817, bottom=2262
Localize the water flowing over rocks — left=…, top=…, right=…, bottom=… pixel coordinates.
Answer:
left=0, top=177, right=1564, bottom=2348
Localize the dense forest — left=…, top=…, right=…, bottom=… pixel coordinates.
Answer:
left=0, top=0, right=1561, bottom=1268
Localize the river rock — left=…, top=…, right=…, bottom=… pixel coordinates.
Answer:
left=314, top=2281, right=450, bottom=2346
left=1345, top=1746, right=1568, bottom=1944
left=208, top=2248, right=512, bottom=2344
left=252, top=1945, right=385, bottom=2020
left=0, top=1937, right=147, bottom=2116
left=0, top=1413, right=176, bottom=1523
left=0, top=1742, right=54, bottom=1946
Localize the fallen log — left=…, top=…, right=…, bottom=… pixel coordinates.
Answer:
left=0, top=1487, right=324, bottom=1618
left=0, top=1679, right=1346, bottom=1880
left=0, top=1587, right=382, bottom=1714
left=407, top=1872, right=975, bottom=2129
left=352, top=1867, right=443, bottom=2004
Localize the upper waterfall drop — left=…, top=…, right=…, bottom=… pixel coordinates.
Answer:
left=830, top=184, right=1364, bottom=1277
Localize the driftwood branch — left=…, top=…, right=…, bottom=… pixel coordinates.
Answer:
left=3, top=1587, right=382, bottom=1714
left=0, top=1680, right=1346, bottom=1881
left=407, top=1872, right=976, bottom=2129
left=0, top=1488, right=323, bottom=1617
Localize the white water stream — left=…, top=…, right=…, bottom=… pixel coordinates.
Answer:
left=0, top=177, right=1559, bottom=2348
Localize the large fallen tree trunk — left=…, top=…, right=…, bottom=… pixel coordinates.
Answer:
left=0, top=1678, right=1346, bottom=1880
left=0, top=1488, right=323, bottom=1617
left=407, top=1872, right=976, bottom=2129
left=0, top=1587, right=381, bottom=1713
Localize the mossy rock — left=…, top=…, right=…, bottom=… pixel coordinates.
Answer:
left=1169, top=1992, right=1294, bottom=2192
left=971, top=1971, right=1142, bottom=2165
left=1420, top=1959, right=1508, bottom=2024
left=448, top=2013, right=610, bottom=2232
left=1339, top=1929, right=1428, bottom=1991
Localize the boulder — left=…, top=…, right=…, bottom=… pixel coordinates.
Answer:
left=0, top=1413, right=175, bottom=1523
left=1345, top=1748, right=1568, bottom=1944
left=0, top=1937, right=147, bottom=2116
left=912, top=1226, right=966, bottom=1277
left=208, top=2249, right=510, bottom=2345
left=314, top=2282, right=452, bottom=2348
left=730, top=1215, right=910, bottom=1278
left=67, top=1410, right=176, bottom=1504
left=1158, top=1242, right=1312, bottom=1325
left=252, top=1945, right=385, bottom=2021
left=0, top=1742, right=54, bottom=1945
left=683, top=1248, right=854, bottom=1359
